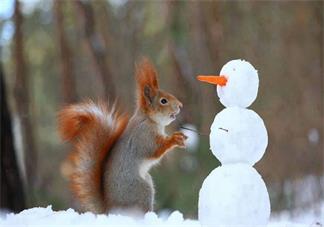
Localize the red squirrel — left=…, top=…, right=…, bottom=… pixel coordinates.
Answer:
left=58, top=58, right=187, bottom=214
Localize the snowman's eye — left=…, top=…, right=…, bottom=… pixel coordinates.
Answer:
left=160, top=98, right=168, bottom=105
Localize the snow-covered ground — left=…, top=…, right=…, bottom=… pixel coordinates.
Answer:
left=270, top=201, right=323, bottom=227
left=1, top=203, right=322, bottom=227
left=0, top=207, right=199, bottom=227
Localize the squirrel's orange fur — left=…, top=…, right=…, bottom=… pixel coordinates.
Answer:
left=58, top=101, right=128, bottom=213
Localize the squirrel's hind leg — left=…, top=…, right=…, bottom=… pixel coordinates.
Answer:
left=129, top=177, right=154, bottom=213
left=106, top=177, right=154, bottom=214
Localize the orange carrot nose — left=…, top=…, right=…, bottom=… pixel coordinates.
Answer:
left=197, top=75, right=228, bottom=86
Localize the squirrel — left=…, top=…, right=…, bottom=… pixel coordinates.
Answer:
left=58, top=58, right=187, bottom=215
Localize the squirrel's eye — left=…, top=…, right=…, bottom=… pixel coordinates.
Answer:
left=160, top=98, right=168, bottom=105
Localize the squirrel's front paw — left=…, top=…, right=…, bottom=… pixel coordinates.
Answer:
left=170, top=132, right=188, bottom=148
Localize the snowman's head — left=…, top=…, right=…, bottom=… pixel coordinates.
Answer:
left=197, top=59, right=259, bottom=108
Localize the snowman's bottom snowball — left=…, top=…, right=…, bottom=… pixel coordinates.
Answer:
left=198, top=164, right=270, bottom=226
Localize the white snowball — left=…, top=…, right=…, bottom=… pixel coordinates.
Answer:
left=180, top=124, right=199, bottom=152
left=210, top=107, right=268, bottom=165
left=217, top=59, right=259, bottom=108
left=198, top=164, right=270, bottom=226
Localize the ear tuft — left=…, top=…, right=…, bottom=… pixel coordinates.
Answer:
left=135, top=57, right=159, bottom=91
left=135, top=57, right=159, bottom=110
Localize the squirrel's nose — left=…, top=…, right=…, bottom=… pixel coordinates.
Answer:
left=178, top=102, right=183, bottom=109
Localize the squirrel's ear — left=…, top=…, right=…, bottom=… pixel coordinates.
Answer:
left=136, top=57, right=159, bottom=108
left=135, top=57, right=159, bottom=91
left=143, top=85, right=154, bottom=105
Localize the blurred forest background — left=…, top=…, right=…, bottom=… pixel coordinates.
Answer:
left=0, top=0, right=323, bottom=219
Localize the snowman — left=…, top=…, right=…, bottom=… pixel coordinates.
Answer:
left=197, top=60, right=271, bottom=226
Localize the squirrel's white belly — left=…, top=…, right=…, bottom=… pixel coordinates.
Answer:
left=139, top=159, right=159, bottom=179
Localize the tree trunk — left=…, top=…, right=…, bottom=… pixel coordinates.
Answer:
left=53, top=0, right=77, bottom=104
left=74, top=0, right=115, bottom=100
left=13, top=0, right=37, bottom=199
left=0, top=62, right=26, bottom=212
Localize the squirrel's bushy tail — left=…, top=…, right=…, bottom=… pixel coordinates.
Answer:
left=58, top=100, right=128, bottom=213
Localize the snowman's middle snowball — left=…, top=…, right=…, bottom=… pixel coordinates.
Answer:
left=210, top=107, right=268, bottom=165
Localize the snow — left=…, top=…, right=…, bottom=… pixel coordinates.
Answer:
left=0, top=206, right=199, bottom=227
left=271, top=207, right=324, bottom=227
left=217, top=59, right=259, bottom=108
left=198, top=164, right=270, bottom=226
left=0, top=204, right=322, bottom=227
left=209, top=107, right=268, bottom=166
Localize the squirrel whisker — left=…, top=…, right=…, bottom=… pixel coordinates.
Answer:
left=180, top=126, right=208, bottom=136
